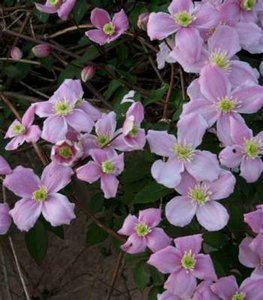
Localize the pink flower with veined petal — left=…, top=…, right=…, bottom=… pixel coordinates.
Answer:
left=4, top=162, right=75, bottom=231
left=147, top=0, right=219, bottom=41
left=35, top=79, right=101, bottom=143
left=35, top=0, right=76, bottom=20
left=165, top=169, right=235, bottom=231
left=76, top=149, right=124, bottom=199
left=0, top=203, right=12, bottom=235
left=147, top=113, right=221, bottom=188
left=118, top=208, right=171, bottom=254
left=115, top=102, right=146, bottom=151
left=148, top=234, right=217, bottom=298
left=219, top=118, right=263, bottom=183
left=5, top=105, right=41, bottom=150
left=0, top=156, right=12, bottom=176
left=239, top=235, right=263, bottom=278
left=182, top=64, right=263, bottom=146
left=211, top=275, right=263, bottom=300
left=85, top=8, right=129, bottom=45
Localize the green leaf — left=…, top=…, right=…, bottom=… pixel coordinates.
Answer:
left=86, top=222, right=108, bottom=245
left=149, top=266, right=164, bottom=286
left=133, top=262, right=150, bottom=291
left=134, top=182, right=173, bottom=204
left=25, top=220, right=48, bottom=265
left=103, top=79, right=122, bottom=100
left=144, top=84, right=169, bottom=106
left=72, top=0, right=88, bottom=23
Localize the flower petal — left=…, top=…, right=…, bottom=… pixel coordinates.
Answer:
left=147, top=130, right=176, bottom=157
left=66, top=109, right=94, bottom=133
left=100, top=174, right=119, bottom=199
left=174, top=234, right=203, bottom=255
left=118, top=214, right=138, bottom=236
left=90, top=7, right=111, bottom=29
left=42, top=115, right=68, bottom=143
left=76, top=161, right=101, bottom=183
left=147, top=228, right=171, bottom=252
left=193, top=254, right=217, bottom=280
left=138, top=208, right=161, bottom=228
left=121, top=233, right=147, bottom=254
left=0, top=203, right=12, bottom=235
left=239, top=237, right=259, bottom=268
left=209, top=170, right=236, bottom=200
left=240, top=157, right=263, bottom=183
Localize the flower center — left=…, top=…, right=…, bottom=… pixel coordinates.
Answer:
left=33, top=186, right=48, bottom=202
left=209, top=49, right=231, bottom=70
left=217, top=97, right=238, bottom=113
left=232, top=292, right=246, bottom=300
left=96, top=135, right=111, bottom=147
left=58, top=145, right=73, bottom=159
left=12, top=123, right=26, bottom=135
left=241, top=0, right=256, bottom=10
left=75, top=98, right=83, bottom=108
left=103, top=22, right=115, bottom=35
left=188, top=184, right=211, bottom=205
left=175, top=11, right=194, bottom=27
left=54, top=101, right=73, bottom=116
left=181, top=250, right=196, bottom=271
left=101, top=160, right=114, bottom=174
left=244, top=138, right=262, bottom=159
left=48, top=0, right=61, bottom=7
left=173, top=143, right=195, bottom=161
left=135, top=223, right=151, bottom=237
left=129, top=125, right=139, bottom=138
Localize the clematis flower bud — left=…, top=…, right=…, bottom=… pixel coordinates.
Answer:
left=81, top=65, right=96, bottom=82
left=137, top=12, right=150, bottom=31
left=10, top=47, right=22, bottom=60
left=32, top=43, right=51, bottom=58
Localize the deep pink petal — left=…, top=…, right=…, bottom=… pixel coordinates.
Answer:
left=9, top=198, right=42, bottom=232
left=112, top=9, right=129, bottom=33
left=211, top=276, right=238, bottom=300
left=90, top=7, right=111, bottom=28
left=57, top=0, right=75, bottom=20
left=165, top=196, right=197, bottom=227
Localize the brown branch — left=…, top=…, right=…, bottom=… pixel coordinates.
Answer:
left=162, top=64, right=175, bottom=120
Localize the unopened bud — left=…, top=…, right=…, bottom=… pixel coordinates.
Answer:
left=10, top=47, right=22, bottom=60
left=137, top=12, right=150, bottom=31
left=81, top=65, right=96, bottom=82
left=32, top=43, right=51, bottom=58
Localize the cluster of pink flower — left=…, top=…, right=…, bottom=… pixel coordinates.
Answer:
left=1, top=0, right=263, bottom=299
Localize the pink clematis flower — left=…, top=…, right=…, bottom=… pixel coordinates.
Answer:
left=82, top=112, right=125, bottom=156
left=5, top=105, right=41, bottom=151
left=219, top=118, right=263, bottom=183
left=4, top=162, right=75, bottom=231
left=0, top=156, right=12, bottom=176
left=85, top=8, right=129, bottom=45
left=115, top=102, right=146, bottom=151
left=147, top=113, right=221, bottom=188
left=118, top=208, right=171, bottom=254
left=35, top=79, right=100, bottom=143
left=51, top=139, right=83, bottom=166
left=156, top=38, right=176, bottom=70
left=148, top=234, right=217, bottom=298
left=0, top=203, right=12, bottom=235
left=35, top=0, right=76, bottom=20
left=147, top=0, right=219, bottom=41
left=171, top=25, right=259, bottom=88
left=165, top=169, right=235, bottom=231
left=182, top=64, right=263, bottom=146
left=76, top=149, right=124, bottom=199
left=239, top=235, right=263, bottom=278
left=244, top=206, right=263, bottom=234
left=211, top=275, right=263, bottom=300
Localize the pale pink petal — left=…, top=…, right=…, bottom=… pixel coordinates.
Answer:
left=239, top=237, right=259, bottom=268
left=211, top=276, right=238, bottom=300
left=175, top=171, right=196, bottom=195
left=196, top=201, right=229, bottom=231
left=138, top=208, right=161, bottom=227
left=42, top=193, right=75, bottom=226
left=241, top=277, right=263, bottom=299
left=146, top=228, right=171, bottom=252
left=168, top=0, right=191, bottom=14
left=244, top=209, right=263, bottom=234
left=112, top=9, right=129, bottom=33
left=76, top=162, right=101, bottom=183
left=9, top=198, right=42, bottom=232
left=165, top=270, right=197, bottom=298
left=126, top=102, right=144, bottom=124
left=22, top=105, right=36, bottom=127
left=229, top=115, right=253, bottom=145
left=79, top=101, right=102, bottom=121
left=95, top=112, right=116, bottom=137
left=229, top=61, right=259, bottom=88
left=121, top=233, right=147, bottom=254
left=147, top=130, right=176, bottom=157
left=240, top=157, right=263, bottom=183
left=5, top=136, right=26, bottom=151
left=4, top=166, right=40, bottom=197
left=25, top=125, right=41, bottom=143
left=147, top=12, right=178, bottom=40
left=165, top=196, right=197, bottom=227
left=41, top=162, right=73, bottom=193
left=90, top=8, right=111, bottom=28
left=0, top=156, right=12, bottom=175
left=0, top=203, right=12, bottom=235
left=35, top=3, right=57, bottom=14
left=249, top=234, right=263, bottom=258
left=219, top=145, right=243, bottom=169
left=193, top=254, right=217, bottom=280
left=174, top=234, right=203, bottom=254
left=118, top=214, right=138, bottom=236
left=85, top=29, right=108, bottom=46
left=34, top=101, right=53, bottom=118
left=42, top=115, right=68, bottom=143
left=193, top=3, right=220, bottom=30
left=209, top=170, right=236, bottom=200
left=151, top=159, right=183, bottom=188
left=148, top=246, right=182, bottom=274
left=100, top=174, right=119, bottom=199
left=57, top=0, right=76, bottom=20
left=66, top=109, right=94, bottom=133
